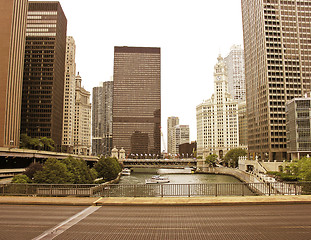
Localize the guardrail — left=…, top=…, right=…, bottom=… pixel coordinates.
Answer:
left=0, top=182, right=310, bottom=197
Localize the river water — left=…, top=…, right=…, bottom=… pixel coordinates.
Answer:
left=119, top=168, right=242, bottom=185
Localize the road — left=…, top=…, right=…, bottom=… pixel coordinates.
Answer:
left=0, top=204, right=310, bottom=240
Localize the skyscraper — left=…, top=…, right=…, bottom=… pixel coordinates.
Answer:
left=92, top=81, right=113, bottom=156
left=224, top=45, right=245, bottom=103
left=171, top=125, right=190, bottom=155
left=62, top=36, right=76, bottom=153
left=113, top=46, right=161, bottom=156
left=21, top=1, right=67, bottom=150
left=73, top=74, right=91, bottom=155
left=196, top=56, right=239, bottom=159
left=0, top=0, right=28, bottom=148
left=241, top=0, right=311, bottom=160
left=167, top=116, right=179, bottom=154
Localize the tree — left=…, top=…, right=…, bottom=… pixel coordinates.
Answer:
left=20, top=134, right=32, bottom=149
left=205, top=154, right=218, bottom=167
left=63, top=157, right=97, bottom=184
left=33, top=158, right=73, bottom=184
left=12, top=175, right=31, bottom=183
left=94, top=157, right=122, bottom=182
left=24, top=162, right=43, bottom=180
left=224, top=148, right=247, bottom=168
left=40, top=137, right=55, bottom=151
left=289, top=157, right=311, bottom=181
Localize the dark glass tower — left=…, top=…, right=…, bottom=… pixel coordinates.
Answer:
left=113, top=46, right=161, bottom=157
left=21, top=1, right=67, bottom=149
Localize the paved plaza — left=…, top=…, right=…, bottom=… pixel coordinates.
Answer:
left=0, top=201, right=310, bottom=239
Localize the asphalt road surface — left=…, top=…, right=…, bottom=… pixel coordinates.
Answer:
left=0, top=204, right=310, bottom=240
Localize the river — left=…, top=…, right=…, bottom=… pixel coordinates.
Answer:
left=119, top=168, right=242, bottom=185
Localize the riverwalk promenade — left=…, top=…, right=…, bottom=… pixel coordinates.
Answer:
left=1, top=195, right=311, bottom=206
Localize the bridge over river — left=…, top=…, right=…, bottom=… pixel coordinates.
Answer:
left=122, top=158, right=197, bottom=168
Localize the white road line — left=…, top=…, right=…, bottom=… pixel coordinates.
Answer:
left=33, top=206, right=101, bottom=240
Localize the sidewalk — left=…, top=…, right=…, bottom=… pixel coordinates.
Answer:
left=0, top=195, right=311, bottom=206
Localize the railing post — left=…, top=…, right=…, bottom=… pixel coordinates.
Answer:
left=242, top=183, right=244, bottom=196
left=294, top=183, right=297, bottom=195
left=188, top=184, right=191, bottom=197
left=268, top=182, right=271, bottom=196
left=215, top=184, right=218, bottom=197
left=161, top=184, right=163, bottom=197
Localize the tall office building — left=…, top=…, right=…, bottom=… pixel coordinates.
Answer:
left=0, top=0, right=28, bottom=148
left=113, top=46, right=161, bottom=156
left=196, top=56, right=239, bottom=158
left=167, top=116, right=179, bottom=154
left=92, top=81, right=113, bottom=156
left=241, top=0, right=311, bottom=160
left=224, top=45, right=245, bottom=103
left=21, top=1, right=67, bottom=149
left=171, top=125, right=190, bottom=155
left=62, top=36, right=76, bottom=153
left=73, top=74, right=91, bottom=155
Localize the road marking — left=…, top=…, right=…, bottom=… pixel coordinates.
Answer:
left=33, top=206, right=101, bottom=240
left=93, top=197, right=103, bottom=205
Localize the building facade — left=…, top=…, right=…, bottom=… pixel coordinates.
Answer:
left=286, top=98, right=311, bottom=160
left=196, top=55, right=239, bottom=159
left=0, top=0, right=28, bottom=148
left=241, top=0, right=311, bottom=160
left=167, top=116, right=179, bottom=154
left=113, top=46, right=161, bottom=156
left=171, top=125, right=190, bottom=156
left=62, top=36, right=76, bottom=153
left=73, top=74, right=91, bottom=155
left=224, top=45, right=245, bottom=103
left=238, top=101, right=248, bottom=148
left=21, top=1, right=67, bottom=149
left=92, top=81, right=113, bottom=156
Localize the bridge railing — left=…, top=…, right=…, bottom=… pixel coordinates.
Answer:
left=0, top=182, right=310, bottom=197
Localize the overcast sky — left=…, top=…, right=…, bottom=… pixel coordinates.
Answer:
left=33, top=0, right=244, bottom=149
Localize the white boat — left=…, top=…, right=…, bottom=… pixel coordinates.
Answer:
left=121, top=168, right=131, bottom=176
left=145, top=175, right=170, bottom=184
left=157, top=167, right=194, bottom=174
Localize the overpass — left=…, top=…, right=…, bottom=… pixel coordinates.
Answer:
left=122, top=158, right=197, bottom=168
left=0, top=147, right=98, bottom=165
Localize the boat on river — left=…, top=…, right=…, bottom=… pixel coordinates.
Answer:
left=145, top=175, right=170, bottom=184
left=121, top=168, right=131, bottom=176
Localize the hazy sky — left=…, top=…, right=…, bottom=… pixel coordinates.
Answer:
left=32, top=0, right=244, bottom=148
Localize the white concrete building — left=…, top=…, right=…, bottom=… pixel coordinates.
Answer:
left=196, top=55, right=239, bottom=159
left=167, top=116, right=179, bottom=154
left=171, top=125, right=190, bottom=155
left=62, top=36, right=76, bottom=153
left=224, top=45, right=245, bottom=103
left=73, top=74, right=91, bottom=155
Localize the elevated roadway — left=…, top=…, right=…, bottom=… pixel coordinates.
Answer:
left=0, top=147, right=98, bottom=162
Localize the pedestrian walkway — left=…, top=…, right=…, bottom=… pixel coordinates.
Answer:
left=0, top=195, right=311, bottom=206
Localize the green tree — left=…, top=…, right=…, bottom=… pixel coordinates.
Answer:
left=33, top=158, right=73, bottom=184
left=289, top=157, right=311, bottom=181
left=20, top=134, right=32, bottom=149
left=63, top=157, right=97, bottom=184
left=24, top=162, right=43, bottom=180
left=224, top=148, right=247, bottom=168
left=205, top=154, right=218, bottom=167
left=12, top=174, right=31, bottom=183
left=94, top=157, right=121, bottom=182
left=40, top=137, right=55, bottom=151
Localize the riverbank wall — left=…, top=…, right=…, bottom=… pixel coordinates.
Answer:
left=199, top=166, right=261, bottom=183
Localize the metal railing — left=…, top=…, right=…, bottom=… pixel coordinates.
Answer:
left=0, top=182, right=310, bottom=197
